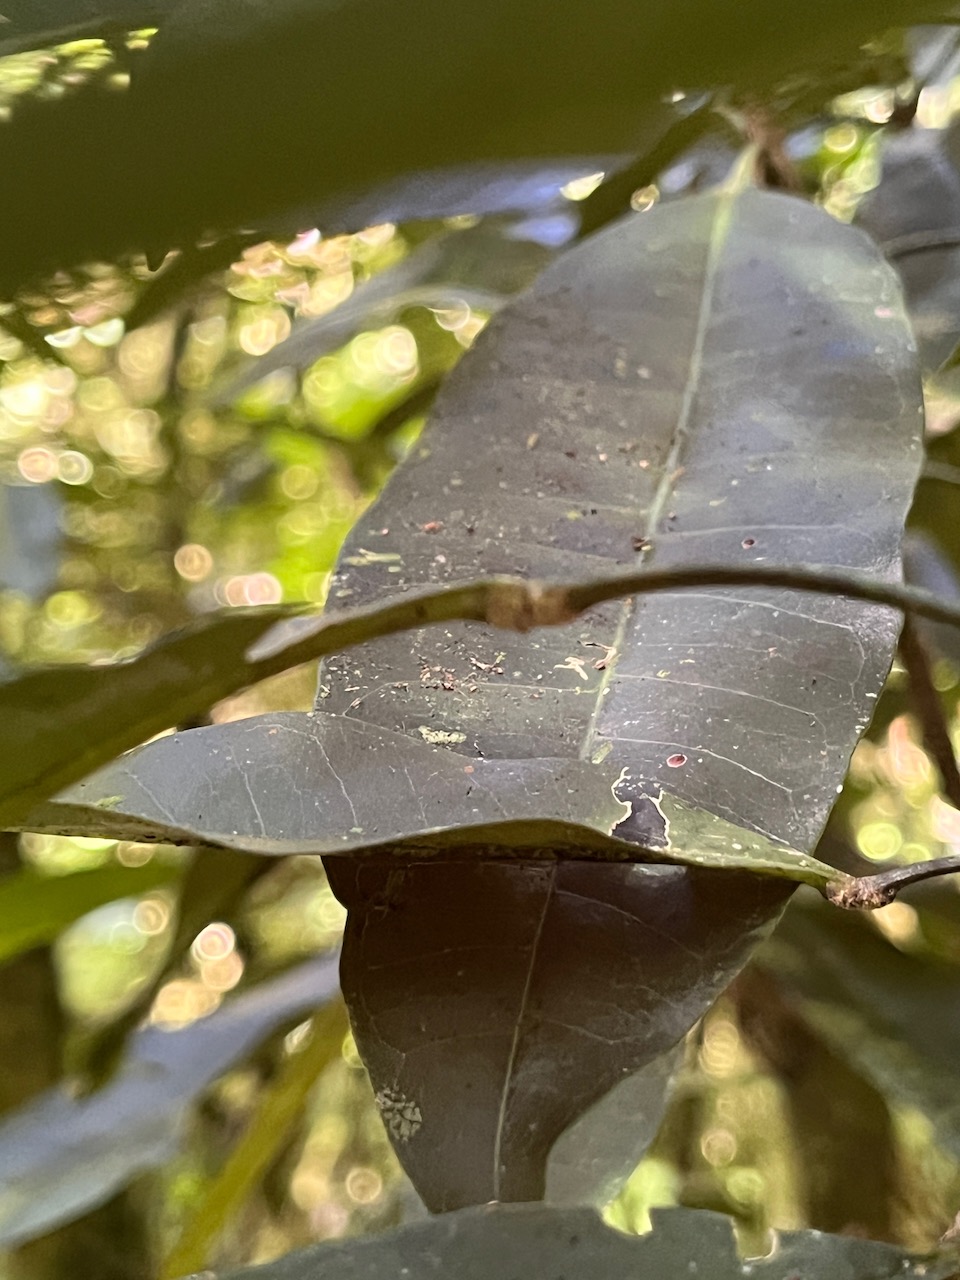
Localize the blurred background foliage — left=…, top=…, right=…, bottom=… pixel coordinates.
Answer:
left=6, top=16, right=960, bottom=1280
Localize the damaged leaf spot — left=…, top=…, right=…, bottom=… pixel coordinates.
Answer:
left=94, top=795, right=124, bottom=809
left=418, top=726, right=468, bottom=746
left=666, top=753, right=687, bottom=768
left=376, top=1088, right=422, bottom=1142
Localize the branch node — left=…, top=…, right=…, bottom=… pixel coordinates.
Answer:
left=485, top=582, right=579, bottom=633
left=825, top=876, right=897, bottom=911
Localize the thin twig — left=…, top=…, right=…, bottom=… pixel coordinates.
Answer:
left=897, top=616, right=960, bottom=808
left=247, top=562, right=960, bottom=684
left=825, top=856, right=960, bottom=909
left=575, top=101, right=717, bottom=240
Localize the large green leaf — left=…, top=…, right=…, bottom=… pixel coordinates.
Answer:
left=0, top=952, right=340, bottom=1248
left=18, top=183, right=924, bottom=1208
left=0, top=0, right=950, bottom=289
left=317, top=184, right=921, bottom=856
left=205, top=1203, right=958, bottom=1280
left=318, top=182, right=923, bottom=1207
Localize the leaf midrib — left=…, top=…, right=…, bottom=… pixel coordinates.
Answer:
left=578, top=185, right=740, bottom=764
left=491, top=187, right=741, bottom=1191
left=492, top=866, right=555, bottom=1197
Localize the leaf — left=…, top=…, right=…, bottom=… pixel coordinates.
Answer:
left=0, top=606, right=292, bottom=827
left=0, top=0, right=950, bottom=289
left=903, top=528, right=960, bottom=665
left=24, top=711, right=838, bottom=887
left=298, top=159, right=606, bottom=237
left=754, top=893, right=960, bottom=1165
left=205, top=1203, right=958, bottom=1280
left=856, top=123, right=960, bottom=372
left=311, top=185, right=922, bottom=1206
left=0, top=951, right=341, bottom=1249
left=160, top=1000, right=349, bottom=1279
left=0, top=859, right=180, bottom=966
left=328, top=859, right=789, bottom=1210
left=317, top=183, right=921, bottom=856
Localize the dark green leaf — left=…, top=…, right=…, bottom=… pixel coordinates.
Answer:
left=317, top=183, right=921, bottom=859
left=0, top=607, right=292, bottom=826
left=0, top=0, right=950, bottom=289
left=208, top=1203, right=958, bottom=1280
left=0, top=0, right=174, bottom=57
left=0, top=952, right=340, bottom=1248
left=327, top=859, right=787, bottom=1209
left=0, top=859, right=180, bottom=966
left=317, top=182, right=921, bottom=1207
left=26, top=711, right=838, bottom=886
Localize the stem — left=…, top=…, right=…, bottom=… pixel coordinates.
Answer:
left=825, top=856, right=960, bottom=910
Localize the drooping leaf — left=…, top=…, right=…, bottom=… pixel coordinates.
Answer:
left=327, top=859, right=787, bottom=1210
left=205, top=1203, right=958, bottom=1280
left=0, top=859, right=180, bottom=966
left=0, top=0, right=950, bottom=289
left=754, top=893, right=960, bottom=1165
left=0, top=951, right=340, bottom=1249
